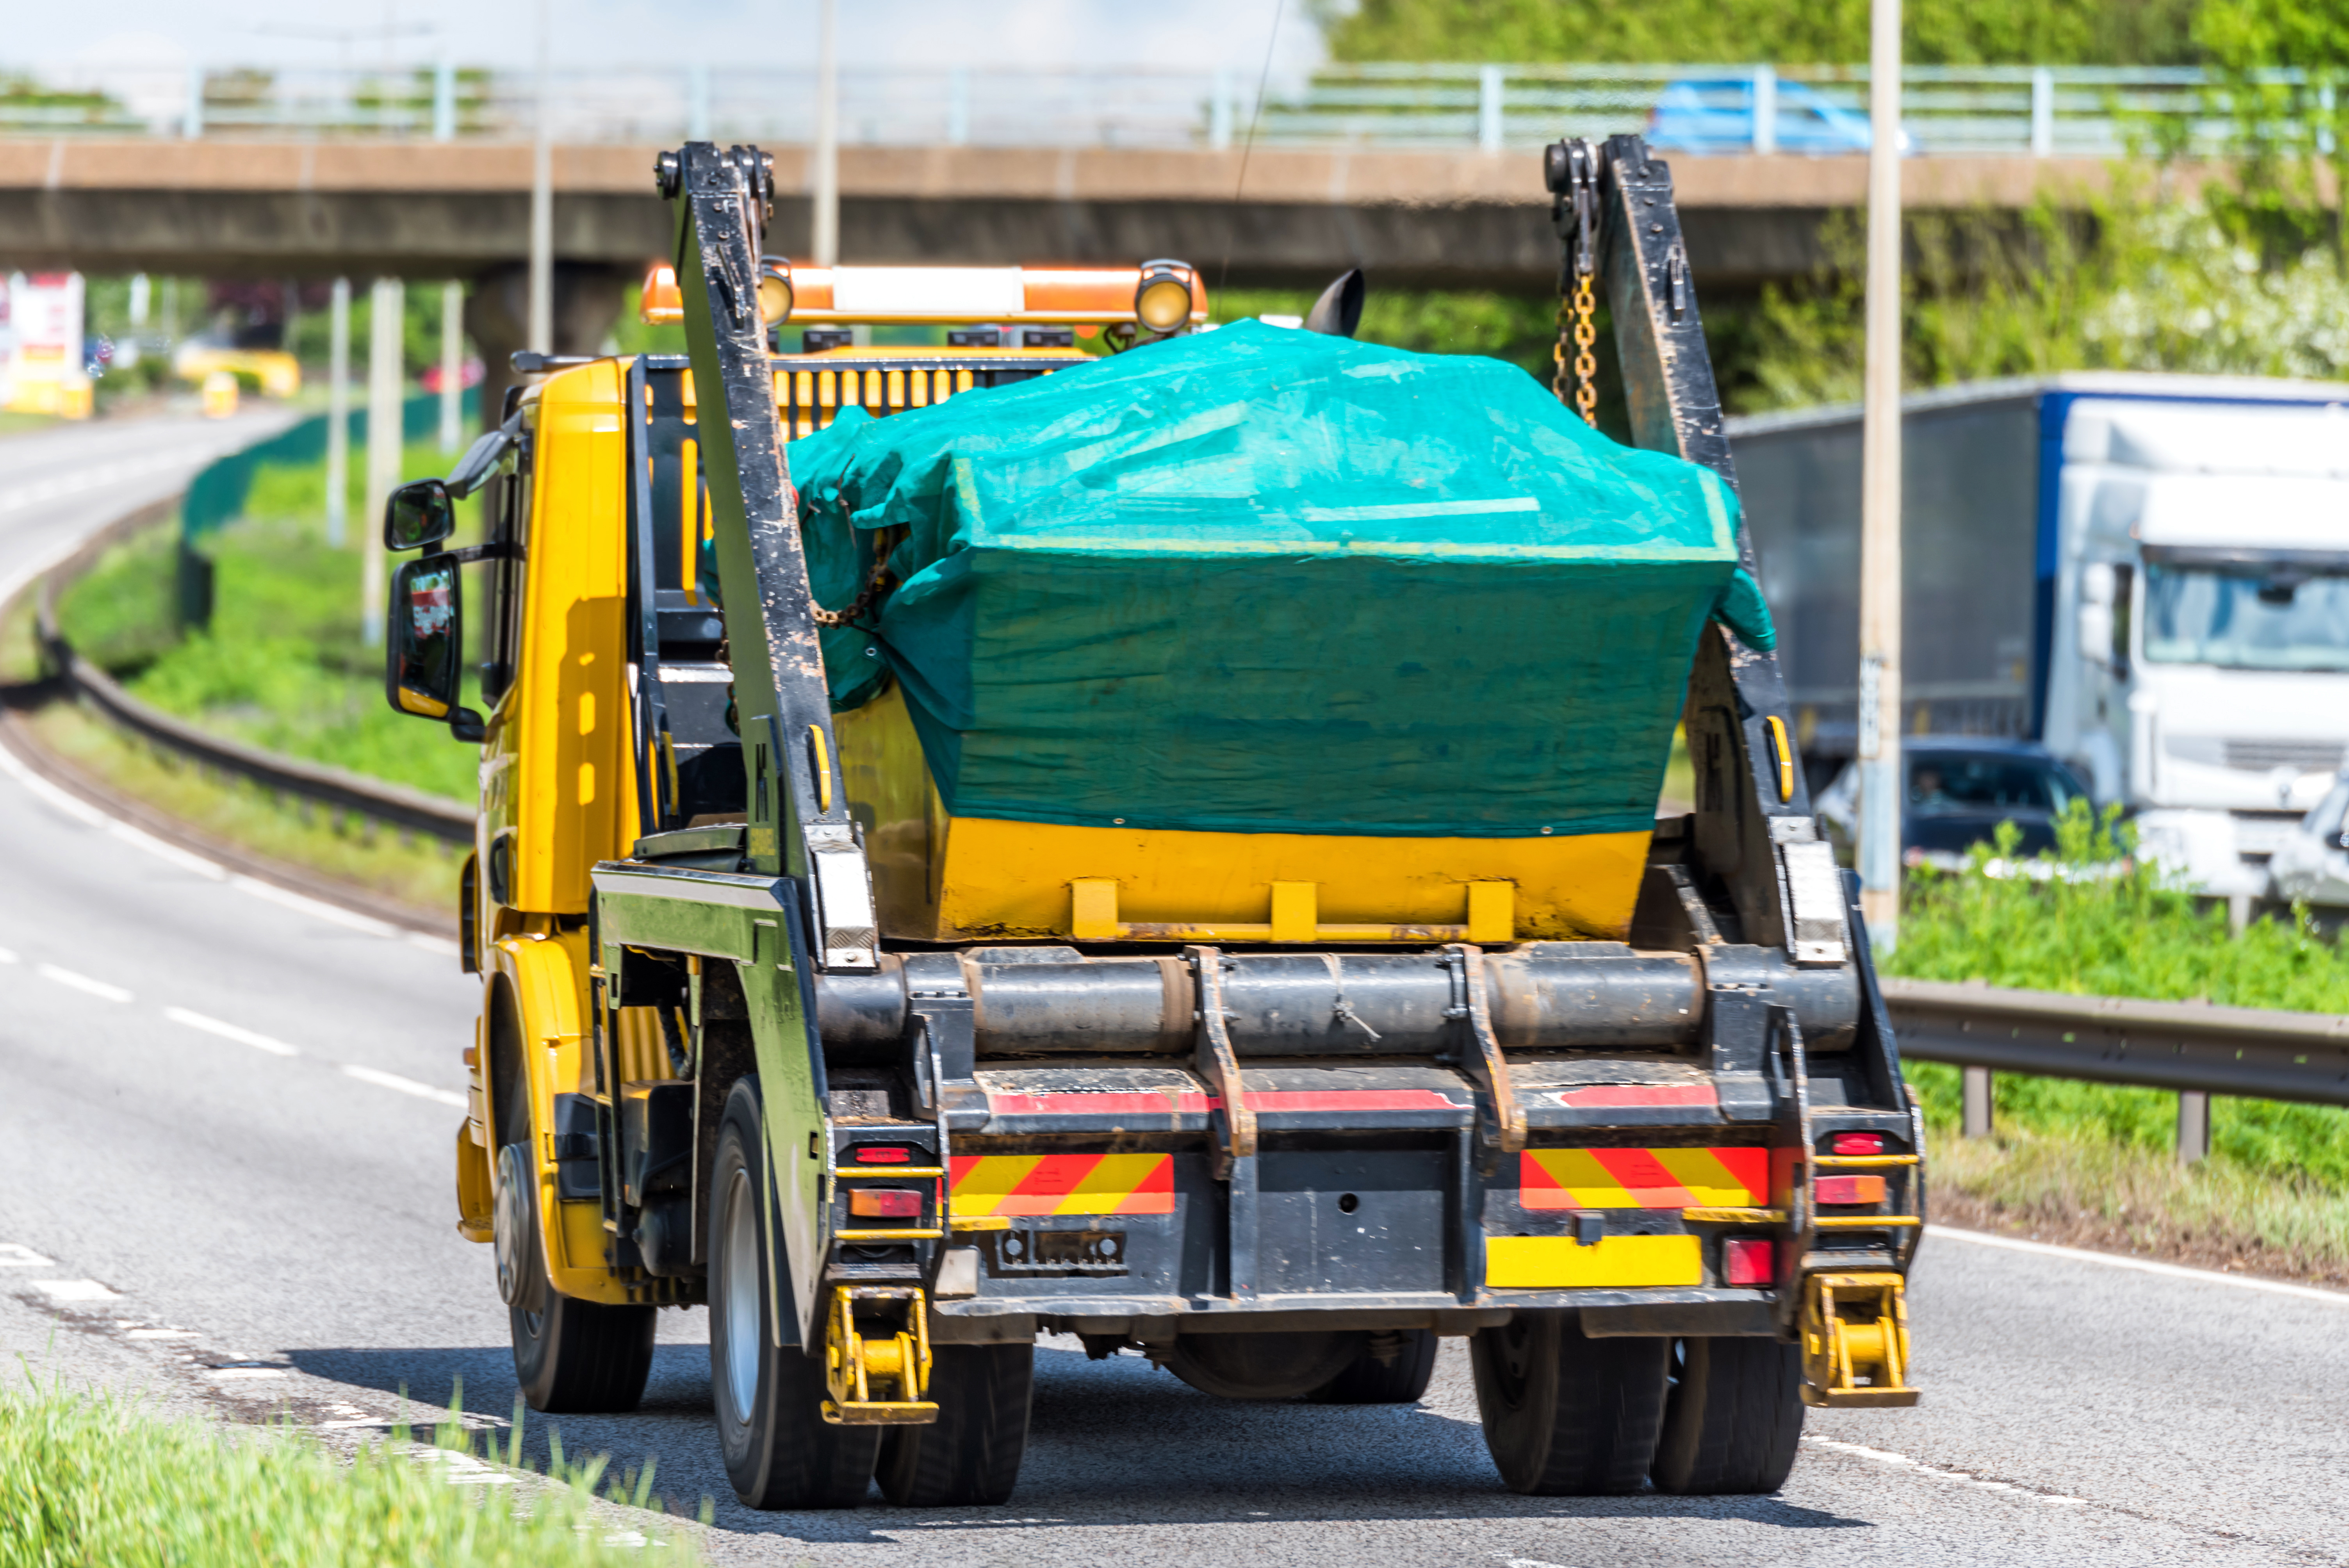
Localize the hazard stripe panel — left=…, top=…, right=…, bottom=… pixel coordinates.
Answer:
left=1518, top=1147, right=1768, bottom=1210
left=949, top=1153, right=1175, bottom=1217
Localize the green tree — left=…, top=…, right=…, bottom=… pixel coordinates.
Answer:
left=1322, top=0, right=2204, bottom=66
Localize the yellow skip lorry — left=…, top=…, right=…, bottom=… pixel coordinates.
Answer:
left=382, top=137, right=1921, bottom=1508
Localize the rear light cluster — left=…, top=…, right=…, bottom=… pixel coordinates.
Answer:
left=847, top=1189, right=924, bottom=1219
left=1830, top=1132, right=1886, bottom=1155
left=854, top=1146, right=913, bottom=1164
left=1814, top=1174, right=1887, bottom=1206
left=1722, top=1238, right=1775, bottom=1286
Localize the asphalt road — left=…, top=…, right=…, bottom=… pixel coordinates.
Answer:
left=3, top=417, right=2346, bottom=1567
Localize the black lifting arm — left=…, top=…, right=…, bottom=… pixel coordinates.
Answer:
left=657, top=141, right=879, bottom=970
left=1547, top=135, right=1859, bottom=986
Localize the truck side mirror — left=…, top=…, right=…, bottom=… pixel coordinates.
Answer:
left=386, top=554, right=481, bottom=739
left=385, top=478, right=456, bottom=552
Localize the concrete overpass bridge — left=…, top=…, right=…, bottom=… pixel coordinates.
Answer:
left=0, top=137, right=2110, bottom=293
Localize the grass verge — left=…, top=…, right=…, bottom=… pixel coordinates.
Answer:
left=0, top=1382, right=693, bottom=1568
left=23, top=701, right=462, bottom=918
left=1893, top=807, right=2349, bottom=1280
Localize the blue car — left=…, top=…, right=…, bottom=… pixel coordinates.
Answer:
left=1647, top=75, right=1910, bottom=155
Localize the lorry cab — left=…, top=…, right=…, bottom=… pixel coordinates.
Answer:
left=383, top=137, right=1920, bottom=1513
left=2042, top=395, right=2349, bottom=894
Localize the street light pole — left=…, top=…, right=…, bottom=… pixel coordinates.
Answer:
left=1857, top=0, right=1905, bottom=952
left=813, top=0, right=839, bottom=267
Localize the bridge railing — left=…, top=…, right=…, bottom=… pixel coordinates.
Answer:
left=0, top=61, right=2327, bottom=156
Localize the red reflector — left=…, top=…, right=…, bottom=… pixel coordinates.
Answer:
left=1723, top=1238, right=1775, bottom=1287
left=848, top=1189, right=923, bottom=1219
left=854, top=1147, right=912, bottom=1164
left=1815, top=1174, right=1887, bottom=1206
left=1830, top=1133, right=1886, bottom=1156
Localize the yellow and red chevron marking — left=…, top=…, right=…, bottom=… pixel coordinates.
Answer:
left=949, top=1153, right=1174, bottom=1218
left=1520, top=1147, right=1767, bottom=1210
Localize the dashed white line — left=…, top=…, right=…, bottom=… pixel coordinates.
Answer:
left=107, top=822, right=228, bottom=880
left=123, top=1328, right=199, bottom=1340
left=1803, top=1435, right=2085, bottom=1505
left=0, top=1244, right=57, bottom=1267
left=35, top=963, right=132, bottom=1003
left=31, top=1279, right=121, bottom=1302
left=163, top=1005, right=300, bottom=1058
left=1934, top=1225, right=2349, bottom=1304
left=341, top=1064, right=467, bottom=1108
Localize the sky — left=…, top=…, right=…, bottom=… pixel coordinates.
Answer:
left=17, top=1, right=1330, bottom=81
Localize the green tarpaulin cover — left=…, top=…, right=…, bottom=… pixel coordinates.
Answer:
left=784, top=319, right=1772, bottom=839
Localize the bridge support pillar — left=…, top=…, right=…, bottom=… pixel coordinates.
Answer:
left=463, top=262, right=629, bottom=432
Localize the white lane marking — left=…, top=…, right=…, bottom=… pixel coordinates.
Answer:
left=35, top=963, right=132, bottom=1003
left=205, top=1365, right=287, bottom=1379
left=108, top=822, right=227, bottom=880
left=1935, top=1225, right=2349, bottom=1304
left=342, top=1064, right=467, bottom=1108
left=406, top=931, right=462, bottom=959
left=0, top=444, right=240, bottom=519
left=0, top=739, right=110, bottom=828
left=164, top=1005, right=300, bottom=1058
left=123, top=1328, right=200, bottom=1339
left=227, top=875, right=400, bottom=938
left=0, top=1244, right=57, bottom=1267
left=413, top=1449, right=517, bottom=1485
left=31, top=1279, right=121, bottom=1302
left=1802, top=1435, right=2086, bottom=1505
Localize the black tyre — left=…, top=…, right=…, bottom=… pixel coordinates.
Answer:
left=1310, top=1328, right=1439, bottom=1404
left=708, top=1079, right=880, bottom=1509
left=875, top=1343, right=1034, bottom=1506
left=1470, top=1313, right=1668, bottom=1495
left=1651, top=1337, right=1805, bottom=1495
left=495, top=1142, right=657, bottom=1414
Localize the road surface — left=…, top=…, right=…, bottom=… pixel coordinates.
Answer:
left=2, top=417, right=2343, bottom=1566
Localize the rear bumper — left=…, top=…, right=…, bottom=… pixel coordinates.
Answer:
left=927, top=1287, right=1779, bottom=1340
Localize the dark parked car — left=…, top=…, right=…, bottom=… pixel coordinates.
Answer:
left=1815, top=738, right=2094, bottom=866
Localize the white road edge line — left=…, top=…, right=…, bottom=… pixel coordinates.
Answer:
left=31, top=1279, right=121, bottom=1303
left=1933, top=1224, right=2349, bottom=1304
left=1801, top=1435, right=2086, bottom=1505
left=0, top=727, right=430, bottom=945
left=164, top=1005, right=300, bottom=1058
left=0, top=1244, right=58, bottom=1267
left=341, top=1064, right=467, bottom=1108
left=36, top=963, right=132, bottom=1003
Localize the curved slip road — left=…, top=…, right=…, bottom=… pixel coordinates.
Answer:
left=1, top=417, right=2344, bottom=1567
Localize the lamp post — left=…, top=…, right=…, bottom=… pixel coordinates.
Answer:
left=1857, top=0, right=1905, bottom=953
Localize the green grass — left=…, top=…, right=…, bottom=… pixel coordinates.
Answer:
left=0, top=1382, right=693, bottom=1568
left=27, top=702, right=463, bottom=918
left=1891, top=806, right=2349, bottom=1271
left=55, top=438, right=483, bottom=804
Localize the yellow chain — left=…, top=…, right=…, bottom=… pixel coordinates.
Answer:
left=1570, top=272, right=1599, bottom=428
left=1552, top=272, right=1599, bottom=428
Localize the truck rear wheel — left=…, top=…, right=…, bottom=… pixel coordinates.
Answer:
left=1650, top=1337, right=1804, bottom=1494
left=875, top=1343, right=1034, bottom=1506
left=707, top=1080, right=880, bottom=1509
left=1309, top=1328, right=1438, bottom=1404
left=1470, top=1313, right=1667, bottom=1495
left=496, top=1143, right=657, bottom=1413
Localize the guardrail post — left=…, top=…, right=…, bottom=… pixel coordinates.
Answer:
left=1753, top=64, right=1778, bottom=155
left=1961, top=1066, right=1994, bottom=1137
left=2030, top=66, right=2054, bottom=155
left=1478, top=64, right=1504, bottom=152
left=2177, top=1091, right=2211, bottom=1163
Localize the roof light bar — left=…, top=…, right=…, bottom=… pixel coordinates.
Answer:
left=639, top=260, right=1210, bottom=329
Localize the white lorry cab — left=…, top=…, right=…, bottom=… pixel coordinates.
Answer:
left=1734, top=373, right=2349, bottom=900
left=2044, top=397, right=2349, bottom=895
